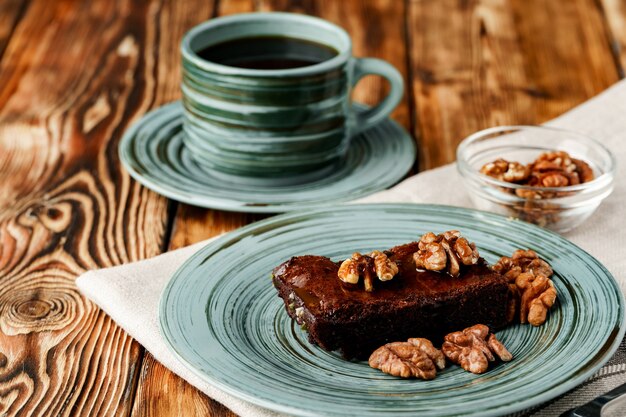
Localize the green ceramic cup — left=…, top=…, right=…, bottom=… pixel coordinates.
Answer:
left=181, top=12, right=404, bottom=180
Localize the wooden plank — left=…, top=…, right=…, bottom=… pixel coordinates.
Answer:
left=131, top=353, right=237, bottom=417
left=600, top=0, right=626, bottom=75
left=408, top=0, right=621, bottom=170
left=130, top=0, right=254, bottom=409
left=168, top=206, right=259, bottom=251
left=0, top=0, right=201, bottom=414
left=128, top=0, right=254, bottom=414
left=130, top=207, right=253, bottom=417
left=0, top=0, right=28, bottom=60
left=218, top=0, right=255, bottom=15
left=131, top=1, right=410, bottom=416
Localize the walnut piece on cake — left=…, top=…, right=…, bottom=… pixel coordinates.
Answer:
left=413, top=230, right=480, bottom=277
left=337, top=250, right=398, bottom=292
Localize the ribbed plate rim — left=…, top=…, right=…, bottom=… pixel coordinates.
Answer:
left=159, top=203, right=625, bottom=416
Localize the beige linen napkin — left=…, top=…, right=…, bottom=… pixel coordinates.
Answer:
left=77, top=79, right=626, bottom=416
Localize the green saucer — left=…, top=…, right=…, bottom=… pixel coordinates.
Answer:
left=119, top=101, right=416, bottom=213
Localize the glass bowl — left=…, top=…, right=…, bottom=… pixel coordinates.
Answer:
left=457, top=125, right=615, bottom=233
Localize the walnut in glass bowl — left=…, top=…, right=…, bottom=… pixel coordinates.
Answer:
left=457, top=126, right=615, bottom=233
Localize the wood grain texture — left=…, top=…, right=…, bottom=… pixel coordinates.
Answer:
left=408, top=0, right=620, bottom=170
left=131, top=354, right=237, bottom=417
left=130, top=206, right=255, bottom=417
left=0, top=0, right=191, bottom=415
left=130, top=0, right=259, bottom=414
left=601, top=0, right=626, bottom=74
left=217, top=0, right=255, bottom=15
left=0, top=0, right=27, bottom=60
left=127, top=0, right=253, bottom=415
left=168, top=207, right=260, bottom=251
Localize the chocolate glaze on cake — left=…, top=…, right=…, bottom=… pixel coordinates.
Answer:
left=272, top=241, right=509, bottom=360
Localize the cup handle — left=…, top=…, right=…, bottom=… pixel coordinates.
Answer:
left=350, top=57, right=404, bottom=135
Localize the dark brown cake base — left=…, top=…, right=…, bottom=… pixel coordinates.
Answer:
left=272, top=241, right=509, bottom=360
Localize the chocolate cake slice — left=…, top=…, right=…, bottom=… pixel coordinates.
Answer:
left=272, top=241, right=509, bottom=360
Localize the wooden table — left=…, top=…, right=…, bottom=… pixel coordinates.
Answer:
left=0, top=0, right=624, bottom=415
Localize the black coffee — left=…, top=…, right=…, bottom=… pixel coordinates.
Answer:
left=196, top=36, right=338, bottom=70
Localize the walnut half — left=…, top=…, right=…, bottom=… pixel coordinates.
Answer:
left=442, top=324, right=512, bottom=374
left=517, top=272, right=557, bottom=326
left=369, top=338, right=446, bottom=379
left=493, top=249, right=553, bottom=280
left=413, top=230, right=480, bottom=277
left=481, top=158, right=530, bottom=183
left=480, top=151, right=595, bottom=203
left=338, top=251, right=398, bottom=292
left=493, top=249, right=557, bottom=326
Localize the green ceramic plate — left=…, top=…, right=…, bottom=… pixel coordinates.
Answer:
left=160, top=204, right=625, bottom=416
left=118, top=101, right=415, bottom=213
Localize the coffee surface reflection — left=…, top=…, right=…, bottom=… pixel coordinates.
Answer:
left=196, top=36, right=339, bottom=70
